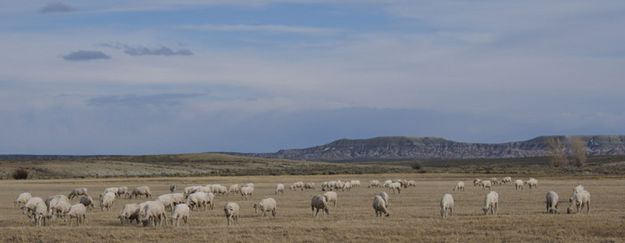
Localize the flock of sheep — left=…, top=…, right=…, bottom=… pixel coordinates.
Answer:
left=13, top=177, right=591, bottom=227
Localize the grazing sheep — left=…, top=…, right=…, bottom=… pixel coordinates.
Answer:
left=480, top=180, right=492, bottom=190
left=103, top=187, right=119, bottom=196
left=49, top=198, right=71, bottom=219
left=568, top=189, right=591, bottom=214
left=68, top=188, right=88, bottom=200
left=388, top=182, right=402, bottom=194
left=229, top=184, right=240, bottom=194
left=140, top=200, right=167, bottom=227
left=32, top=200, right=49, bottom=227
left=22, top=197, right=45, bottom=216
left=304, top=182, right=316, bottom=190
left=158, top=194, right=177, bottom=211
left=377, top=192, right=390, bottom=208
left=291, top=181, right=305, bottom=191
left=132, top=186, right=152, bottom=199
left=186, top=192, right=212, bottom=211
left=15, top=192, right=32, bottom=208
left=324, top=191, right=338, bottom=207
left=453, top=181, right=465, bottom=191
left=440, top=193, right=454, bottom=218
left=545, top=191, right=559, bottom=214
left=502, top=177, right=512, bottom=184
left=79, top=196, right=95, bottom=210
left=224, top=202, right=240, bottom=225
left=240, top=186, right=254, bottom=200
left=482, top=191, right=499, bottom=215
left=372, top=195, right=389, bottom=217
left=99, top=192, right=115, bottom=211
left=275, top=184, right=285, bottom=195
left=311, top=194, right=330, bottom=217
left=171, top=203, right=190, bottom=227
left=117, top=186, right=129, bottom=199
left=184, top=186, right=202, bottom=197
left=67, top=203, right=87, bottom=226
left=119, top=203, right=141, bottom=225
left=169, top=184, right=176, bottom=193
left=407, top=180, right=417, bottom=187
left=526, top=178, right=538, bottom=189
left=350, top=180, right=361, bottom=187
left=515, top=180, right=524, bottom=190
left=253, top=198, right=277, bottom=217
left=490, top=177, right=499, bottom=185
left=368, top=180, right=381, bottom=188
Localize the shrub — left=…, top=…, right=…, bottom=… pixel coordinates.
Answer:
left=12, top=168, right=29, bottom=180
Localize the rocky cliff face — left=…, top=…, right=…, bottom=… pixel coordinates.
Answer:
left=252, top=136, right=625, bottom=162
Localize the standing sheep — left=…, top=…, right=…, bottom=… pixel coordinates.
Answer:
left=473, top=179, right=481, bottom=187
left=229, top=184, right=240, bottom=194
left=224, top=202, right=240, bottom=225
left=372, top=195, right=389, bottom=217
left=440, top=193, right=454, bottom=218
left=240, top=186, right=254, bottom=200
left=171, top=203, right=190, bottom=227
left=117, top=186, right=130, bottom=198
left=15, top=192, right=32, bottom=208
left=453, top=181, right=465, bottom=191
left=132, top=186, right=152, bottom=199
left=99, top=192, right=116, bottom=211
left=526, top=178, right=538, bottom=189
left=324, top=191, right=338, bottom=207
left=515, top=180, right=524, bottom=190
left=275, top=184, right=285, bottom=195
left=482, top=191, right=499, bottom=215
left=140, top=201, right=167, bottom=227
left=68, top=188, right=88, bottom=200
left=568, top=189, right=591, bottom=214
left=311, top=194, right=330, bottom=217
left=377, top=192, right=390, bottom=208
left=67, top=203, right=87, bottom=226
left=480, top=180, right=492, bottom=190
left=388, top=182, right=402, bottom=194
left=368, top=180, right=381, bottom=188
left=253, top=198, right=277, bottom=217
left=545, top=191, right=559, bottom=214
left=119, top=203, right=141, bottom=225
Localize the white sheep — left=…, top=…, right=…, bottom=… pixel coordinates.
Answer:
left=482, top=191, right=499, bottom=215
left=545, top=191, right=559, bottom=214
left=186, top=191, right=212, bottom=211
left=453, top=181, right=465, bottom=191
left=473, top=179, right=481, bottom=187
left=304, top=182, right=316, bottom=190
left=140, top=200, right=167, bottom=227
left=119, top=203, right=141, bottom=225
left=377, top=191, right=390, bottom=208
left=158, top=193, right=177, bottom=211
left=324, top=191, right=338, bottom=207
left=103, top=187, right=119, bottom=196
left=240, top=186, right=254, bottom=200
left=22, top=197, right=44, bottom=216
left=117, top=186, right=129, bottom=198
left=171, top=203, right=190, bottom=227
left=132, top=186, right=152, bottom=199
left=568, top=189, right=591, bottom=214
left=440, top=193, right=454, bottom=218
left=368, top=180, right=381, bottom=188
left=372, top=195, right=389, bottom=217
left=407, top=180, right=417, bottom=187
left=311, top=194, right=329, bottom=217
left=480, top=180, right=492, bottom=190
left=388, top=182, right=402, bottom=194
left=515, top=180, right=524, bottom=190
left=49, top=197, right=71, bottom=219
left=253, top=198, right=277, bottom=217
left=224, top=202, right=240, bottom=225
left=184, top=185, right=202, bottom=197
left=229, top=184, right=240, bottom=193
left=15, top=192, right=32, bottom=208
left=99, top=192, right=115, bottom=211
left=526, top=178, right=538, bottom=189
left=22, top=197, right=48, bottom=226
left=68, top=187, right=88, bottom=199
left=502, top=177, right=512, bottom=184
left=67, top=203, right=87, bottom=226
left=350, top=180, right=361, bottom=187
left=275, top=184, right=285, bottom=195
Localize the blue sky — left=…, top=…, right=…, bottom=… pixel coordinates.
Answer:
left=1, top=1, right=625, bottom=154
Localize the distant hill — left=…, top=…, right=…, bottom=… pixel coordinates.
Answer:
left=245, top=135, right=625, bottom=162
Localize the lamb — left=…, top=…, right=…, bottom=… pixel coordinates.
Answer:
left=119, top=203, right=141, bottom=225
left=140, top=200, right=167, bottom=227
left=131, top=186, right=152, bottom=199
left=515, top=180, right=524, bottom=190
left=480, top=180, right=492, bottom=190
left=99, top=192, right=116, bottom=211
left=388, top=182, right=402, bottom=194
left=440, top=193, right=454, bottom=218
left=482, top=191, right=499, bottom=215
left=368, top=180, right=381, bottom=188
left=568, top=189, right=591, bottom=214
left=79, top=196, right=95, bottom=210
left=377, top=192, right=390, bottom=208
left=453, top=181, right=465, bottom=191
left=240, top=186, right=254, bottom=200
left=253, top=198, right=277, bottom=217
left=15, top=192, right=32, bottom=208
left=229, top=184, right=240, bottom=193
left=372, top=195, right=389, bottom=217
left=526, top=178, right=538, bottom=189
left=224, top=202, right=240, bottom=225
left=171, top=203, right=190, bottom=227
left=68, top=188, right=88, bottom=199
left=545, top=191, right=559, bottom=214
left=67, top=203, right=87, bottom=226
left=324, top=191, right=338, bottom=207
left=311, top=194, right=330, bottom=217
left=275, top=184, right=285, bottom=195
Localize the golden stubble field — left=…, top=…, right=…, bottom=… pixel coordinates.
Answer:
left=1, top=173, right=624, bottom=242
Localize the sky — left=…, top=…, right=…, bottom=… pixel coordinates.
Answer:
left=1, top=1, right=625, bottom=154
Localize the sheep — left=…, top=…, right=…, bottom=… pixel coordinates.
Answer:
left=186, top=192, right=213, bottom=211
left=515, top=180, right=524, bottom=190
left=490, top=177, right=499, bottom=185
left=377, top=192, right=390, bottom=208
left=291, top=181, right=304, bottom=191
left=15, top=192, right=32, bottom=208
left=68, top=188, right=88, bottom=200
left=117, top=186, right=129, bottom=199
left=158, top=194, right=177, bottom=211
left=574, top=184, right=585, bottom=193
left=372, top=195, right=389, bottom=217
left=304, top=182, right=316, bottom=190
left=407, top=180, right=417, bottom=187
left=482, top=191, right=499, bottom=215
left=324, top=191, right=338, bottom=207
left=184, top=186, right=202, bottom=197
left=440, top=193, right=454, bottom=218
left=480, top=180, right=492, bottom=190
left=545, top=191, right=559, bottom=214
left=473, top=179, right=481, bottom=187
left=22, top=197, right=45, bottom=216
left=67, top=203, right=87, bottom=226
left=253, top=198, right=277, bottom=217
left=502, top=177, right=512, bottom=184
left=453, top=181, right=465, bottom=191
left=240, top=186, right=254, bottom=200
left=229, top=184, right=240, bottom=194
left=131, top=186, right=152, bottom=199
left=388, top=182, right=402, bottom=194
left=79, top=196, right=95, bottom=210
left=224, top=202, right=240, bottom=225
left=311, top=194, right=330, bottom=217
left=275, top=184, right=285, bottom=195
left=350, top=180, right=361, bottom=187
left=169, top=184, right=176, bottom=193
left=568, top=190, right=591, bottom=214
left=526, top=178, right=538, bottom=189
left=48, top=197, right=71, bottom=219
left=99, top=192, right=115, bottom=211
left=118, top=203, right=141, bottom=225
left=32, top=200, right=49, bottom=227
left=368, top=180, right=381, bottom=188
left=140, top=200, right=167, bottom=227
left=171, top=203, right=190, bottom=227
left=103, top=187, right=119, bottom=196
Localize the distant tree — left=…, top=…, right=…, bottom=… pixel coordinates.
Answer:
left=411, top=162, right=423, bottom=171
left=12, top=168, right=29, bottom=180
left=569, top=137, right=588, bottom=168
left=546, top=137, right=568, bottom=168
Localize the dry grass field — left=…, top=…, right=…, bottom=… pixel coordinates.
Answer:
left=1, top=174, right=624, bottom=242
